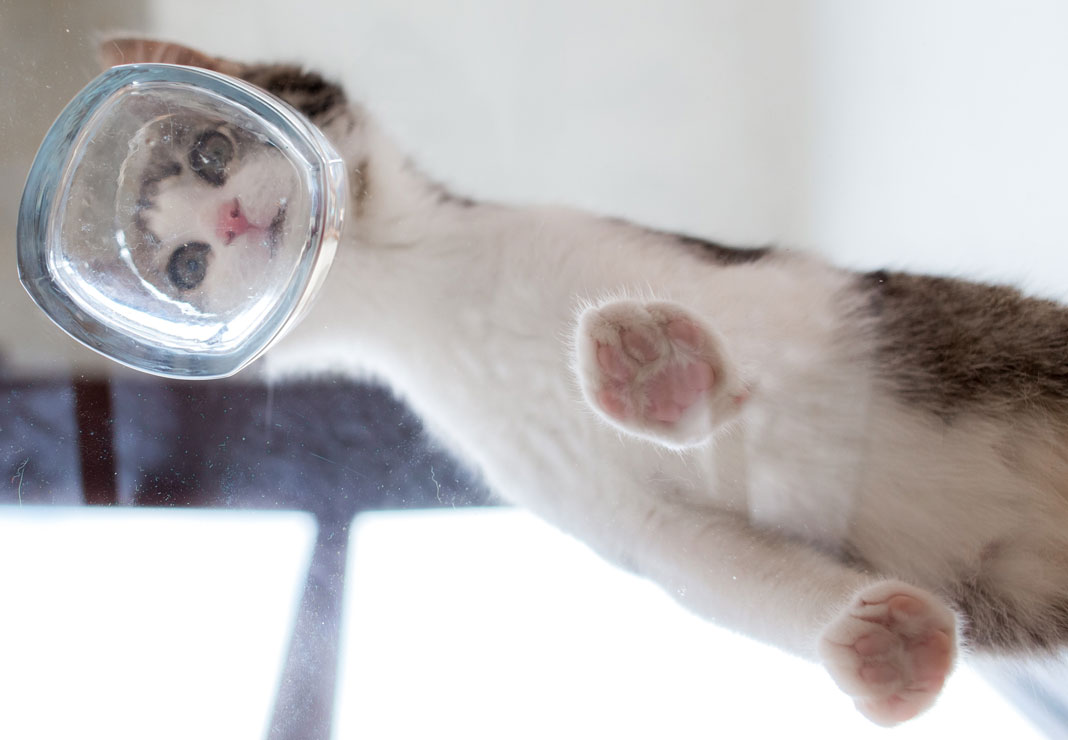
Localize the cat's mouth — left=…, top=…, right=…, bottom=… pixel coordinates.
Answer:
left=216, top=197, right=286, bottom=251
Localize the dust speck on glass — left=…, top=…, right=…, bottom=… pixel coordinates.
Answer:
left=17, top=63, right=347, bottom=379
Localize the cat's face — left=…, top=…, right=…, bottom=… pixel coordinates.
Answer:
left=115, top=110, right=303, bottom=315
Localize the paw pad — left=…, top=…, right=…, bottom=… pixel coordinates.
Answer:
left=819, top=582, right=957, bottom=726
left=576, top=300, right=745, bottom=446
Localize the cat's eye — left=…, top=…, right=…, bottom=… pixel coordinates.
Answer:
left=188, top=130, right=234, bottom=186
left=167, top=241, right=211, bottom=290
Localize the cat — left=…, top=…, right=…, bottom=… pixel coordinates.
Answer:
left=98, top=37, right=1068, bottom=726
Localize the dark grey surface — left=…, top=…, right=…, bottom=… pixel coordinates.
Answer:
left=0, top=379, right=83, bottom=506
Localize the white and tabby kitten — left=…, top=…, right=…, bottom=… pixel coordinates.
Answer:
left=101, top=37, right=1068, bottom=726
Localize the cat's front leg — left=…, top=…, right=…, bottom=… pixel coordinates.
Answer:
left=575, top=300, right=749, bottom=447
left=616, top=500, right=959, bottom=726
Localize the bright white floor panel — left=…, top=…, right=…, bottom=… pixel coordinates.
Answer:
left=0, top=506, right=317, bottom=740
left=335, top=507, right=1047, bottom=740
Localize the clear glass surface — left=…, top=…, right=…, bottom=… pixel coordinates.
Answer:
left=18, top=64, right=346, bottom=378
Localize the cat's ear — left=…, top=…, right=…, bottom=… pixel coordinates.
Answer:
left=98, top=36, right=352, bottom=126
left=97, top=37, right=245, bottom=77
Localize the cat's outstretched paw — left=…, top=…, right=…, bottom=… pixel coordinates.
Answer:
left=818, top=581, right=958, bottom=726
left=575, top=300, right=747, bottom=447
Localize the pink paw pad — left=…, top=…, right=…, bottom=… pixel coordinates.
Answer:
left=644, top=360, right=714, bottom=422
left=592, top=316, right=714, bottom=424
left=581, top=300, right=742, bottom=434
left=593, top=338, right=716, bottom=424
left=578, top=300, right=747, bottom=446
left=819, top=583, right=957, bottom=727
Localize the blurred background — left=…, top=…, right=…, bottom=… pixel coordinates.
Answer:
left=1, top=1, right=1066, bottom=738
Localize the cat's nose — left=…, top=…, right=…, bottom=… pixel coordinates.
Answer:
left=216, top=198, right=250, bottom=245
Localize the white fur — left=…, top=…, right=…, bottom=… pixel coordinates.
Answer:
left=144, top=146, right=301, bottom=314
left=265, top=107, right=1068, bottom=725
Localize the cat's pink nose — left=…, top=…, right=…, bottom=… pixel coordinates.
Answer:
left=216, top=198, right=250, bottom=245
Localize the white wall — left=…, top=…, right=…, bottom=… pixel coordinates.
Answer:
left=148, top=0, right=816, bottom=245
left=807, top=1, right=1068, bottom=298
left=148, top=0, right=1068, bottom=299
